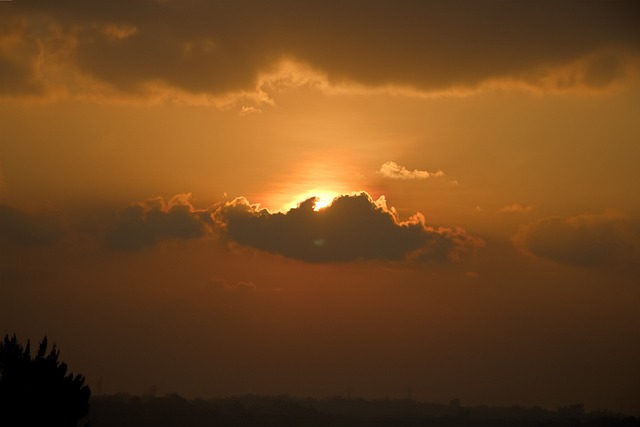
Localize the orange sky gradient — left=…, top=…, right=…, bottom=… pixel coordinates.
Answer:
left=1, top=0, right=640, bottom=416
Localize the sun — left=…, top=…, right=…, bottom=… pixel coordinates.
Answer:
left=288, top=189, right=339, bottom=212
left=311, top=192, right=337, bottom=211
left=263, top=188, right=342, bottom=213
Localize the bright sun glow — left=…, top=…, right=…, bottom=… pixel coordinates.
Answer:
left=263, top=188, right=344, bottom=213
left=261, top=161, right=364, bottom=212
left=283, top=190, right=339, bottom=212
left=311, top=192, right=337, bottom=211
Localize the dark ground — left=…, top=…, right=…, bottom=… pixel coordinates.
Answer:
left=88, top=394, right=640, bottom=427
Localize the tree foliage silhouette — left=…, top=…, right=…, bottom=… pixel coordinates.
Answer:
left=0, top=334, right=91, bottom=426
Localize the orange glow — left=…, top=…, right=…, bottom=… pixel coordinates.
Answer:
left=260, top=160, right=364, bottom=212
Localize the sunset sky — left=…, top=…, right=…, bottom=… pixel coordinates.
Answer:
left=1, top=0, right=640, bottom=415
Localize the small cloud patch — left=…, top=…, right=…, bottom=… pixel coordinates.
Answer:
left=379, top=162, right=444, bottom=180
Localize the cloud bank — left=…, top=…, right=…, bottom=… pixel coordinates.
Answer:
left=3, top=1, right=639, bottom=101
left=1, top=193, right=481, bottom=264
left=105, top=194, right=212, bottom=251
left=0, top=204, right=62, bottom=246
left=214, top=192, right=482, bottom=263
left=517, top=212, right=640, bottom=271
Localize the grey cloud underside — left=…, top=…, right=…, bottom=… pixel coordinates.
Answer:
left=521, top=214, right=640, bottom=271
left=6, top=0, right=640, bottom=96
left=216, top=193, right=480, bottom=263
left=0, top=204, right=61, bottom=246
left=105, top=199, right=211, bottom=251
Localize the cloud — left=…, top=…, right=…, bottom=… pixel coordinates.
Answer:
left=0, top=204, right=62, bottom=246
left=0, top=14, right=49, bottom=97
left=379, top=161, right=444, bottom=180
left=105, top=194, right=212, bottom=250
left=101, top=23, right=138, bottom=41
left=516, top=212, right=640, bottom=270
left=240, top=105, right=261, bottom=115
left=3, top=1, right=639, bottom=100
left=214, top=192, right=482, bottom=263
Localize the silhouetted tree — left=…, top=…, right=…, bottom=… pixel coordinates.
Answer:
left=0, top=334, right=91, bottom=426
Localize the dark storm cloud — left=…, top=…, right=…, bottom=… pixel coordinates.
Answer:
left=105, top=195, right=212, bottom=251
left=214, top=192, right=482, bottom=263
left=0, top=203, right=62, bottom=246
left=3, top=0, right=639, bottom=97
left=518, top=212, right=640, bottom=270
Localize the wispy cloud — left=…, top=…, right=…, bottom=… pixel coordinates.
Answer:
left=240, top=106, right=261, bottom=115
left=379, top=162, right=444, bottom=180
